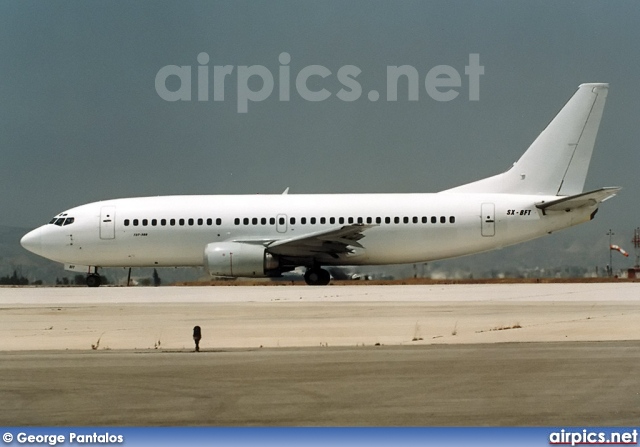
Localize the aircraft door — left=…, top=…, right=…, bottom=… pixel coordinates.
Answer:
left=100, top=206, right=116, bottom=240
left=481, top=203, right=495, bottom=237
left=276, top=214, right=287, bottom=233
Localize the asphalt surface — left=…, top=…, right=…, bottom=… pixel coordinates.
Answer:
left=2, top=342, right=640, bottom=426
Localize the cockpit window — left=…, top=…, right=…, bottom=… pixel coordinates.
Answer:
left=48, top=213, right=75, bottom=226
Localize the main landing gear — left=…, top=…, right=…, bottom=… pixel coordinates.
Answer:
left=304, top=267, right=331, bottom=286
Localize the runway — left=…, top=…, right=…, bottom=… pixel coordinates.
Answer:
left=1, top=283, right=639, bottom=425
left=1, top=284, right=639, bottom=350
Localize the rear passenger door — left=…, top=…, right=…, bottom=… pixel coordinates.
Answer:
left=481, top=203, right=495, bottom=237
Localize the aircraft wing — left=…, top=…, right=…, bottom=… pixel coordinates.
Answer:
left=535, top=187, right=621, bottom=213
left=266, top=224, right=376, bottom=258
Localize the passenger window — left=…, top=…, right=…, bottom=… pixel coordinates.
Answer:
left=234, top=218, right=240, bottom=225
left=206, top=218, right=212, bottom=225
left=422, top=216, right=427, bottom=224
left=124, top=219, right=130, bottom=226
left=450, top=216, right=455, bottom=224
left=394, top=217, right=400, bottom=224
left=431, top=216, right=437, bottom=224
left=301, top=217, right=306, bottom=224
left=330, top=217, right=336, bottom=224
left=348, top=217, right=354, bottom=224
left=403, top=217, right=409, bottom=224
left=279, top=217, right=285, bottom=225
left=243, top=218, right=249, bottom=225
left=320, top=217, right=326, bottom=224
left=412, top=217, right=418, bottom=224
left=290, top=217, right=296, bottom=225
left=63, top=217, right=74, bottom=226
left=142, top=219, right=148, bottom=226
left=261, top=218, right=267, bottom=225
left=310, top=217, right=316, bottom=224
left=161, top=219, right=167, bottom=226
left=252, top=218, right=258, bottom=225
left=133, top=219, right=139, bottom=226
left=198, top=218, right=203, bottom=225
left=440, top=216, right=446, bottom=223
left=376, top=217, right=381, bottom=224
left=339, top=217, right=344, bottom=224
left=170, top=219, right=176, bottom=226
left=216, top=218, right=222, bottom=225
left=385, top=217, right=391, bottom=224
left=179, top=219, right=185, bottom=226
left=270, top=217, right=276, bottom=225
left=188, top=218, right=194, bottom=226
left=366, top=217, right=372, bottom=224
left=357, top=217, right=363, bottom=224
left=151, top=219, right=157, bottom=226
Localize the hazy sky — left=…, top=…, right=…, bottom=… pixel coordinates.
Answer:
left=2, top=1, right=639, bottom=265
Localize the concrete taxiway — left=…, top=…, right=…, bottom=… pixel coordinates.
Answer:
left=1, top=283, right=639, bottom=425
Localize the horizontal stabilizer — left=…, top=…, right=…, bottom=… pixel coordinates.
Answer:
left=535, top=187, right=620, bottom=213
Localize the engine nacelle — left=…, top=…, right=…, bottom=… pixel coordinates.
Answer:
left=204, top=242, right=279, bottom=278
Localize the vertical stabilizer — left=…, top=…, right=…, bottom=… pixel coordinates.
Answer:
left=444, top=83, right=609, bottom=195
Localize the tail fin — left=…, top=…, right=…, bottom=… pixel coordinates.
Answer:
left=444, top=83, right=609, bottom=196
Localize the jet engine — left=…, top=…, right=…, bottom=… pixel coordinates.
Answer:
left=204, top=242, right=279, bottom=278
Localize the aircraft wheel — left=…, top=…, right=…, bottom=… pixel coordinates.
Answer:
left=86, top=274, right=102, bottom=288
left=304, top=268, right=331, bottom=286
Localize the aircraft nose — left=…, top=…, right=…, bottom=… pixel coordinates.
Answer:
left=21, top=227, right=43, bottom=256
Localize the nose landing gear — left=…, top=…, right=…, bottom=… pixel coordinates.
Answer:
left=86, top=273, right=102, bottom=288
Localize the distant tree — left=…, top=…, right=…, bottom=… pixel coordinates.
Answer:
left=32, top=280, right=43, bottom=286
left=74, top=275, right=85, bottom=285
left=152, top=269, right=161, bottom=287
left=140, top=277, right=152, bottom=286
left=0, top=270, right=29, bottom=285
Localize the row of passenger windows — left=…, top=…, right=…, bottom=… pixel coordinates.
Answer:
left=124, top=218, right=222, bottom=227
left=123, top=215, right=457, bottom=228
left=234, top=216, right=456, bottom=225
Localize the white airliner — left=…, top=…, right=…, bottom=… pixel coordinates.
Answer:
left=21, top=83, right=619, bottom=287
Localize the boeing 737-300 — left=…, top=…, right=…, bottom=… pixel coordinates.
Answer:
left=21, top=83, right=619, bottom=286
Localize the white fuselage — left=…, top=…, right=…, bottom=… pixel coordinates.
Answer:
left=22, top=192, right=595, bottom=269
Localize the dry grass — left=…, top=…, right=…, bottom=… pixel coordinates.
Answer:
left=476, top=323, right=522, bottom=333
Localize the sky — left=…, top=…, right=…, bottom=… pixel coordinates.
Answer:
left=1, top=0, right=639, bottom=270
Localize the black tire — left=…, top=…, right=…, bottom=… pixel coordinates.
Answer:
left=318, top=268, right=331, bottom=285
left=86, top=274, right=102, bottom=288
left=304, top=268, right=331, bottom=286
